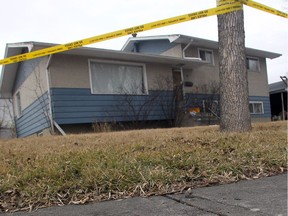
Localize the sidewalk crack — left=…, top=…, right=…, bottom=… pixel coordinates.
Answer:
left=163, top=195, right=226, bottom=216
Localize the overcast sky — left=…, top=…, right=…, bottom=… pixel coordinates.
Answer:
left=0, top=0, right=287, bottom=83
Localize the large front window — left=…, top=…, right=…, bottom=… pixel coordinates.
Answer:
left=89, top=60, right=148, bottom=95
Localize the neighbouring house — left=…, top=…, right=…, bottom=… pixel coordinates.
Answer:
left=269, top=79, right=287, bottom=120
left=0, top=34, right=281, bottom=137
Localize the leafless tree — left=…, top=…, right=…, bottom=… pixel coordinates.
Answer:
left=32, top=62, right=54, bottom=134
left=201, top=81, right=220, bottom=124
left=153, top=75, right=187, bottom=127
left=21, top=58, right=54, bottom=135
left=115, top=82, right=159, bottom=128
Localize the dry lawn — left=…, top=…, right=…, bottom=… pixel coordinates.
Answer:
left=0, top=121, right=287, bottom=212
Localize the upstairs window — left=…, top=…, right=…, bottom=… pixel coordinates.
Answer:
left=198, top=49, right=214, bottom=64
left=249, top=101, right=264, bottom=114
left=246, top=57, right=260, bottom=72
left=89, top=60, right=148, bottom=95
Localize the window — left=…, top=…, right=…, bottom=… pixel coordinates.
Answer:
left=246, top=57, right=260, bottom=71
left=89, top=60, right=148, bottom=95
left=202, top=100, right=219, bottom=115
left=198, top=49, right=214, bottom=64
left=16, top=92, right=22, bottom=117
left=249, top=102, right=264, bottom=114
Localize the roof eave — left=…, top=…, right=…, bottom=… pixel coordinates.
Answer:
left=0, top=42, right=34, bottom=98
left=121, top=35, right=182, bottom=51
left=246, top=48, right=282, bottom=59
left=121, top=34, right=282, bottom=59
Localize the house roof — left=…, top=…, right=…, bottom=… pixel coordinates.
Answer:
left=269, top=81, right=288, bottom=94
left=0, top=41, right=208, bottom=98
left=122, top=34, right=282, bottom=59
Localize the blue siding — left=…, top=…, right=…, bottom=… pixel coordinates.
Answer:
left=137, top=40, right=177, bottom=55
left=185, top=93, right=271, bottom=118
left=249, top=96, right=271, bottom=118
left=51, top=89, right=271, bottom=126
left=15, top=92, right=51, bottom=137
left=51, top=88, right=171, bottom=125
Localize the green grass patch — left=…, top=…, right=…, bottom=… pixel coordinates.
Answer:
left=0, top=121, right=287, bottom=212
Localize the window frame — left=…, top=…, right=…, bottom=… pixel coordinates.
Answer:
left=246, top=56, right=260, bottom=72
left=88, top=59, right=148, bottom=95
left=249, top=101, right=264, bottom=114
left=198, top=48, right=214, bottom=65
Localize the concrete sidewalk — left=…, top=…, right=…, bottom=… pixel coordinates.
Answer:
left=3, top=173, right=287, bottom=216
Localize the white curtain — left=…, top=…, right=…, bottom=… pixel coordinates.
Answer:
left=90, top=62, right=145, bottom=94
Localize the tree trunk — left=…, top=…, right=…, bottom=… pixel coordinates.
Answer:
left=217, top=1, right=252, bottom=132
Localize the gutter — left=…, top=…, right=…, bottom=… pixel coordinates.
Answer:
left=182, top=39, right=193, bottom=58
left=182, top=39, right=202, bottom=61
left=45, top=55, right=66, bottom=136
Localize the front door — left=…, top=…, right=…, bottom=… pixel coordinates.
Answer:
left=172, top=70, right=183, bottom=101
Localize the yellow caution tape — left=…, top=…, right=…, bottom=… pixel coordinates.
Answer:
left=0, top=3, right=242, bottom=66
left=217, top=0, right=288, bottom=18
left=0, top=0, right=286, bottom=66
left=238, top=0, right=288, bottom=18
left=217, top=0, right=242, bottom=7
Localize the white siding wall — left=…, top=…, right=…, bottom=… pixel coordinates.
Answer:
left=49, top=55, right=90, bottom=89
left=161, top=45, right=269, bottom=97
left=248, top=58, right=269, bottom=96
left=49, top=54, right=174, bottom=91
left=12, top=57, right=48, bottom=117
left=161, top=44, right=182, bottom=57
